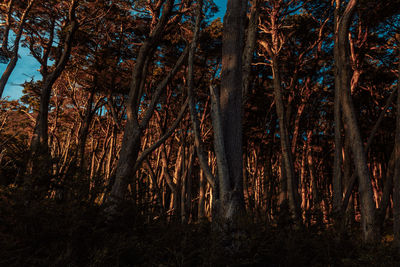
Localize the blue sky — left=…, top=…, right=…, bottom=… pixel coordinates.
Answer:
left=214, top=0, right=227, bottom=20
left=1, top=0, right=227, bottom=100
left=0, top=51, right=40, bottom=99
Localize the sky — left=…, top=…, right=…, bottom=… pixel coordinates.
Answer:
left=0, top=0, right=227, bottom=100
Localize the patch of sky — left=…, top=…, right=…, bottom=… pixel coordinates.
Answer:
left=0, top=47, right=41, bottom=100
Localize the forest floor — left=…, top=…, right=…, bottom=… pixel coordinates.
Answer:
left=0, top=187, right=399, bottom=266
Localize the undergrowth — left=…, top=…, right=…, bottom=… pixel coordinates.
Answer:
left=0, top=186, right=398, bottom=266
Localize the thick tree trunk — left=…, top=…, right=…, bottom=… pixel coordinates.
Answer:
left=217, top=0, right=247, bottom=221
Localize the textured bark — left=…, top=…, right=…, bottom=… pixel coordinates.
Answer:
left=336, top=0, right=377, bottom=243
left=210, top=0, right=247, bottom=224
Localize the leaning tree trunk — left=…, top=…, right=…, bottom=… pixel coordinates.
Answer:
left=105, top=0, right=190, bottom=216
left=336, top=0, right=377, bottom=243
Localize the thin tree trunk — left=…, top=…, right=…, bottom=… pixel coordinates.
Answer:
left=198, top=169, right=206, bottom=220
left=77, top=88, right=96, bottom=171
left=186, top=0, right=216, bottom=191
left=393, top=56, right=400, bottom=248
left=337, top=0, right=377, bottom=243
left=377, top=149, right=394, bottom=229
left=271, top=55, right=300, bottom=223
left=333, top=0, right=343, bottom=212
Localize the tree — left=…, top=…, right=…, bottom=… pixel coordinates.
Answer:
left=0, top=0, right=35, bottom=97
left=25, top=0, right=80, bottom=193
left=211, top=0, right=247, bottom=223
left=335, top=0, right=377, bottom=242
left=106, top=0, right=191, bottom=213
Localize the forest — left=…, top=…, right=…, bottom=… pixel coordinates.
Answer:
left=1, top=0, right=400, bottom=265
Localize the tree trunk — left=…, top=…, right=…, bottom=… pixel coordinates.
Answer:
left=377, top=149, right=394, bottom=229
left=27, top=2, right=79, bottom=193
left=216, top=0, right=247, bottom=221
left=393, top=56, right=400, bottom=248
left=77, top=88, right=96, bottom=171
left=336, top=0, right=377, bottom=243
left=242, top=0, right=259, bottom=101
left=105, top=1, right=188, bottom=213
left=271, top=55, right=300, bottom=223
left=333, top=0, right=343, bottom=212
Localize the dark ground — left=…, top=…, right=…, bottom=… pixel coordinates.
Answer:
left=0, top=187, right=398, bottom=267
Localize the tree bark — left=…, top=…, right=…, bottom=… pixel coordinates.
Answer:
left=336, top=0, right=377, bottom=243
left=215, top=0, right=247, bottom=222
left=242, top=0, right=259, bottom=101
